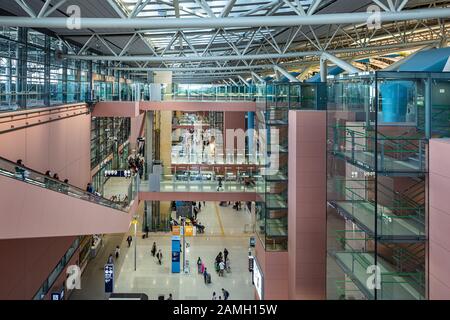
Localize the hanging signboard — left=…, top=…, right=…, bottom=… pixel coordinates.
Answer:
left=104, top=264, right=114, bottom=293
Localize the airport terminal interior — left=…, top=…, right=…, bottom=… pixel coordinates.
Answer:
left=1, top=0, right=450, bottom=301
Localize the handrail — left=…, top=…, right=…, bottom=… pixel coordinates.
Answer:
left=0, top=155, right=130, bottom=212
left=32, top=236, right=81, bottom=300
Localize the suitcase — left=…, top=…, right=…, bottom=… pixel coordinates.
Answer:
left=206, top=273, right=211, bottom=284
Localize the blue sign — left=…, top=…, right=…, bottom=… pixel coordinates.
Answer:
left=104, top=264, right=114, bottom=293
left=171, top=237, right=181, bottom=273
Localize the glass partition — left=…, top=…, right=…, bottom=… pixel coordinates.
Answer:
left=325, top=71, right=449, bottom=300
left=168, top=84, right=257, bottom=101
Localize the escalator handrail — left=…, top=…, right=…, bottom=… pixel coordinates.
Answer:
left=0, top=155, right=129, bottom=212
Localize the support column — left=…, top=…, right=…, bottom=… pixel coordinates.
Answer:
left=247, top=111, right=255, bottom=161
left=62, top=47, right=68, bottom=104
left=75, top=59, right=81, bottom=102
left=425, top=76, right=432, bottom=139
left=288, top=110, right=327, bottom=300
left=87, top=60, right=93, bottom=101
left=145, top=111, right=154, bottom=184
left=429, top=139, right=450, bottom=299
left=44, top=35, right=50, bottom=106
left=17, top=27, right=28, bottom=109
left=320, top=57, right=328, bottom=83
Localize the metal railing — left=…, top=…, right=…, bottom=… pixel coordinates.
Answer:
left=0, top=156, right=133, bottom=212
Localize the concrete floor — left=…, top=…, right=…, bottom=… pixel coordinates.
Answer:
left=70, top=199, right=256, bottom=300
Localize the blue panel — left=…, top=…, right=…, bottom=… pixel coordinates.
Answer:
left=172, top=239, right=180, bottom=251
left=171, top=238, right=181, bottom=273
left=247, top=112, right=255, bottom=156
left=171, top=252, right=180, bottom=273
left=397, top=47, right=450, bottom=72
left=380, top=82, right=412, bottom=122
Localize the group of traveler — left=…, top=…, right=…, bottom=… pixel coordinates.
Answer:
left=13, top=159, right=72, bottom=193
left=212, top=289, right=230, bottom=301
left=215, top=248, right=230, bottom=277
left=43, top=168, right=70, bottom=192
left=128, top=154, right=144, bottom=179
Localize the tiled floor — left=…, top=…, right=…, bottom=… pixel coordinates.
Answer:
left=70, top=201, right=256, bottom=300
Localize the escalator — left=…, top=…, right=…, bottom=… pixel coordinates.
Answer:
left=0, top=156, right=138, bottom=239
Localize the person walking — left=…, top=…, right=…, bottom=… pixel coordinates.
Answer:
left=203, top=267, right=208, bottom=284
left=108, top=254, right=114, bottom=264
left=167, top=293, right=173, bottom=300
left=224, top=248, right=229, bottom=267
left=197, top=257, right=202, bottom=274
left=219, top=260, right=225, bottom=277
left=44, top=171, right=52, bottom=186
left=222, top=288, right=230, bottom=300
left=15, top=159, right=26, bottom=180
left=217, top=176, right=223, bottom=191
left=212, top=292, right=217, bottom=300
left=157, top=249, right=163, bottom=265
left=86, top=183, right=94, bottom=193
left=151, top=242, right=157, bottom=257
left=126, top=235, right=132, bottom=248
left=115, top=245, right=120, bottom=259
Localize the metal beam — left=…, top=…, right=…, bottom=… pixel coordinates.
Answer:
left=43, top=0, right=66, bottom=17
left=106, top=0, right=127, bottom=18
left=220, top=0, right=236, bottom=17
left=321, top=52, right=360, bottom=74
left=397, top=0, right=409, bottom=12
left=372, top=0, right=391, bottom=12
left=228, top=78, right=239, bottom=86
left=14, top=0, right=36, bottom=18
left=237, top=75, right=250, bottom=86
left=307, top=0, right=322, bottom=15
left=238, top=0, right=279, bottom=17
left=251, top=72, right=265, bottom=83
left=111, top=64, right=274, bottom=71
left=3, top=7, right=449, bottom=29
left=273, top=65, right=299, bottom=82
left=62, top=39, right=439, bottom=62
left=194, top=0, right=216, bottom=18
left=155, top=0, right=207, bottom=18
left=38, top=0, right=52, bottom=18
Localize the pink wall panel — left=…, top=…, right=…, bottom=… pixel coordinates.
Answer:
left=0, top=236, right=76, bottom=299
left=0, top=111, right=91, bottom=189
left=224, top=111, right=246, bottom=152
left=254, top=235, right=289, bottom=300
left=140, top=101, right=256, bottom=112
left=288, top=110, right=327, bottom=300
left=0, top=168, right=136, bottom=239
left=429, top=139, right=450, bottom=299
left=93, top=101, right=140, bottom=117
